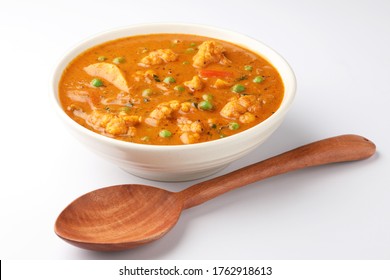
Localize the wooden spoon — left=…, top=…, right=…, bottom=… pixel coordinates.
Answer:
left=55, top=134, right=376, bottom=251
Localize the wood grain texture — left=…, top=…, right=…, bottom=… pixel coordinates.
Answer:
left=55, top=185, right=183, bottom=251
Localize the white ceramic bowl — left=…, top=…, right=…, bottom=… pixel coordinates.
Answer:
left=52, top=23, right=296, bottom=181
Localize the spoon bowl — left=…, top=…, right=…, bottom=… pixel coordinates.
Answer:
left=55, top=135, right=376, bottom=251
left=55, top=185, right=183, bottom=251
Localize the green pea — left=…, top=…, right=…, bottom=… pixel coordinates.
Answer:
left=189, top=42, right=197, bottom=47
left=198, top=100, right=213, bottom=111
left=113, top=56, right=125, bottom=64
left=163, top=76, right=176, bottom=84
left=159, top=129, right=172, bottom=138
left=244, top=65, right=253, bottom=71
left=231, top=84, right=245, bottom=93
left=174, top=85, right=185, bottom=92
left=97, top=56, right=107, bottom=62
left=253, top=76, right=264, bottom=83
left=91, top=78, right=103, bottom=87
left=229, top=122, right=240, bottom=130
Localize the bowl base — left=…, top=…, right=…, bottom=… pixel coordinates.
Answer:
left=120, top=164, right=230, bottom=182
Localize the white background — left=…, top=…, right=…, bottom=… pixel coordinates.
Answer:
left=0, top=0, right=389, bottom=260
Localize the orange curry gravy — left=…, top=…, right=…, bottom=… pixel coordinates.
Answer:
left=59, top=34, right=284, bottom=145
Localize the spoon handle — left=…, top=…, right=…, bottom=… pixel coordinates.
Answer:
left=180, top=134, right=376, bottom=209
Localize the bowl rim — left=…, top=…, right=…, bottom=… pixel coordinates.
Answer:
left=51, top=22, right=296, bottom=151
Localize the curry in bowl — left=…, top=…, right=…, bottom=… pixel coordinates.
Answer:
left=59, top=34, right=284, bottom=145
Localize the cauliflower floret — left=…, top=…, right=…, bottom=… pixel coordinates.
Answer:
left=220, top=97, right=247, bottom=119
left=239, top=112, right=256, bottom=123
left=177, top=117, right=192, bottom=130
left=149, top=105, right=172, bottom=120
left=179, top=102, right=193, bottom=113
left=145, top=100, right=180, bottom=127
left=168, top=100, right=181, bottom=111
left=88, top=110, right=112, bottom=128
left=190, top=121, right=203, bottom=133
left=184, top=75, right=203, bottom=91
left=177, top=117, right=203, bottom=144
left=220, top=95, right=260, bottom=123
left=177, top=117, right=203, bottom=133
left=213, top=79, right=232, bottom=89
left=180, top=132, right=200, bottom=144
left=87, top=110, right=140, bottom=136
left=240, top=95, right=262, bottom=114
left=119, top=113, right=142, bottom=126
left=192, top=41, right=231, bottom=68
left=140, top=49, right=178, bottom=66
left=105, top=117, right=128, bottom=135
left=237, top=95, right=256, bottom=107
